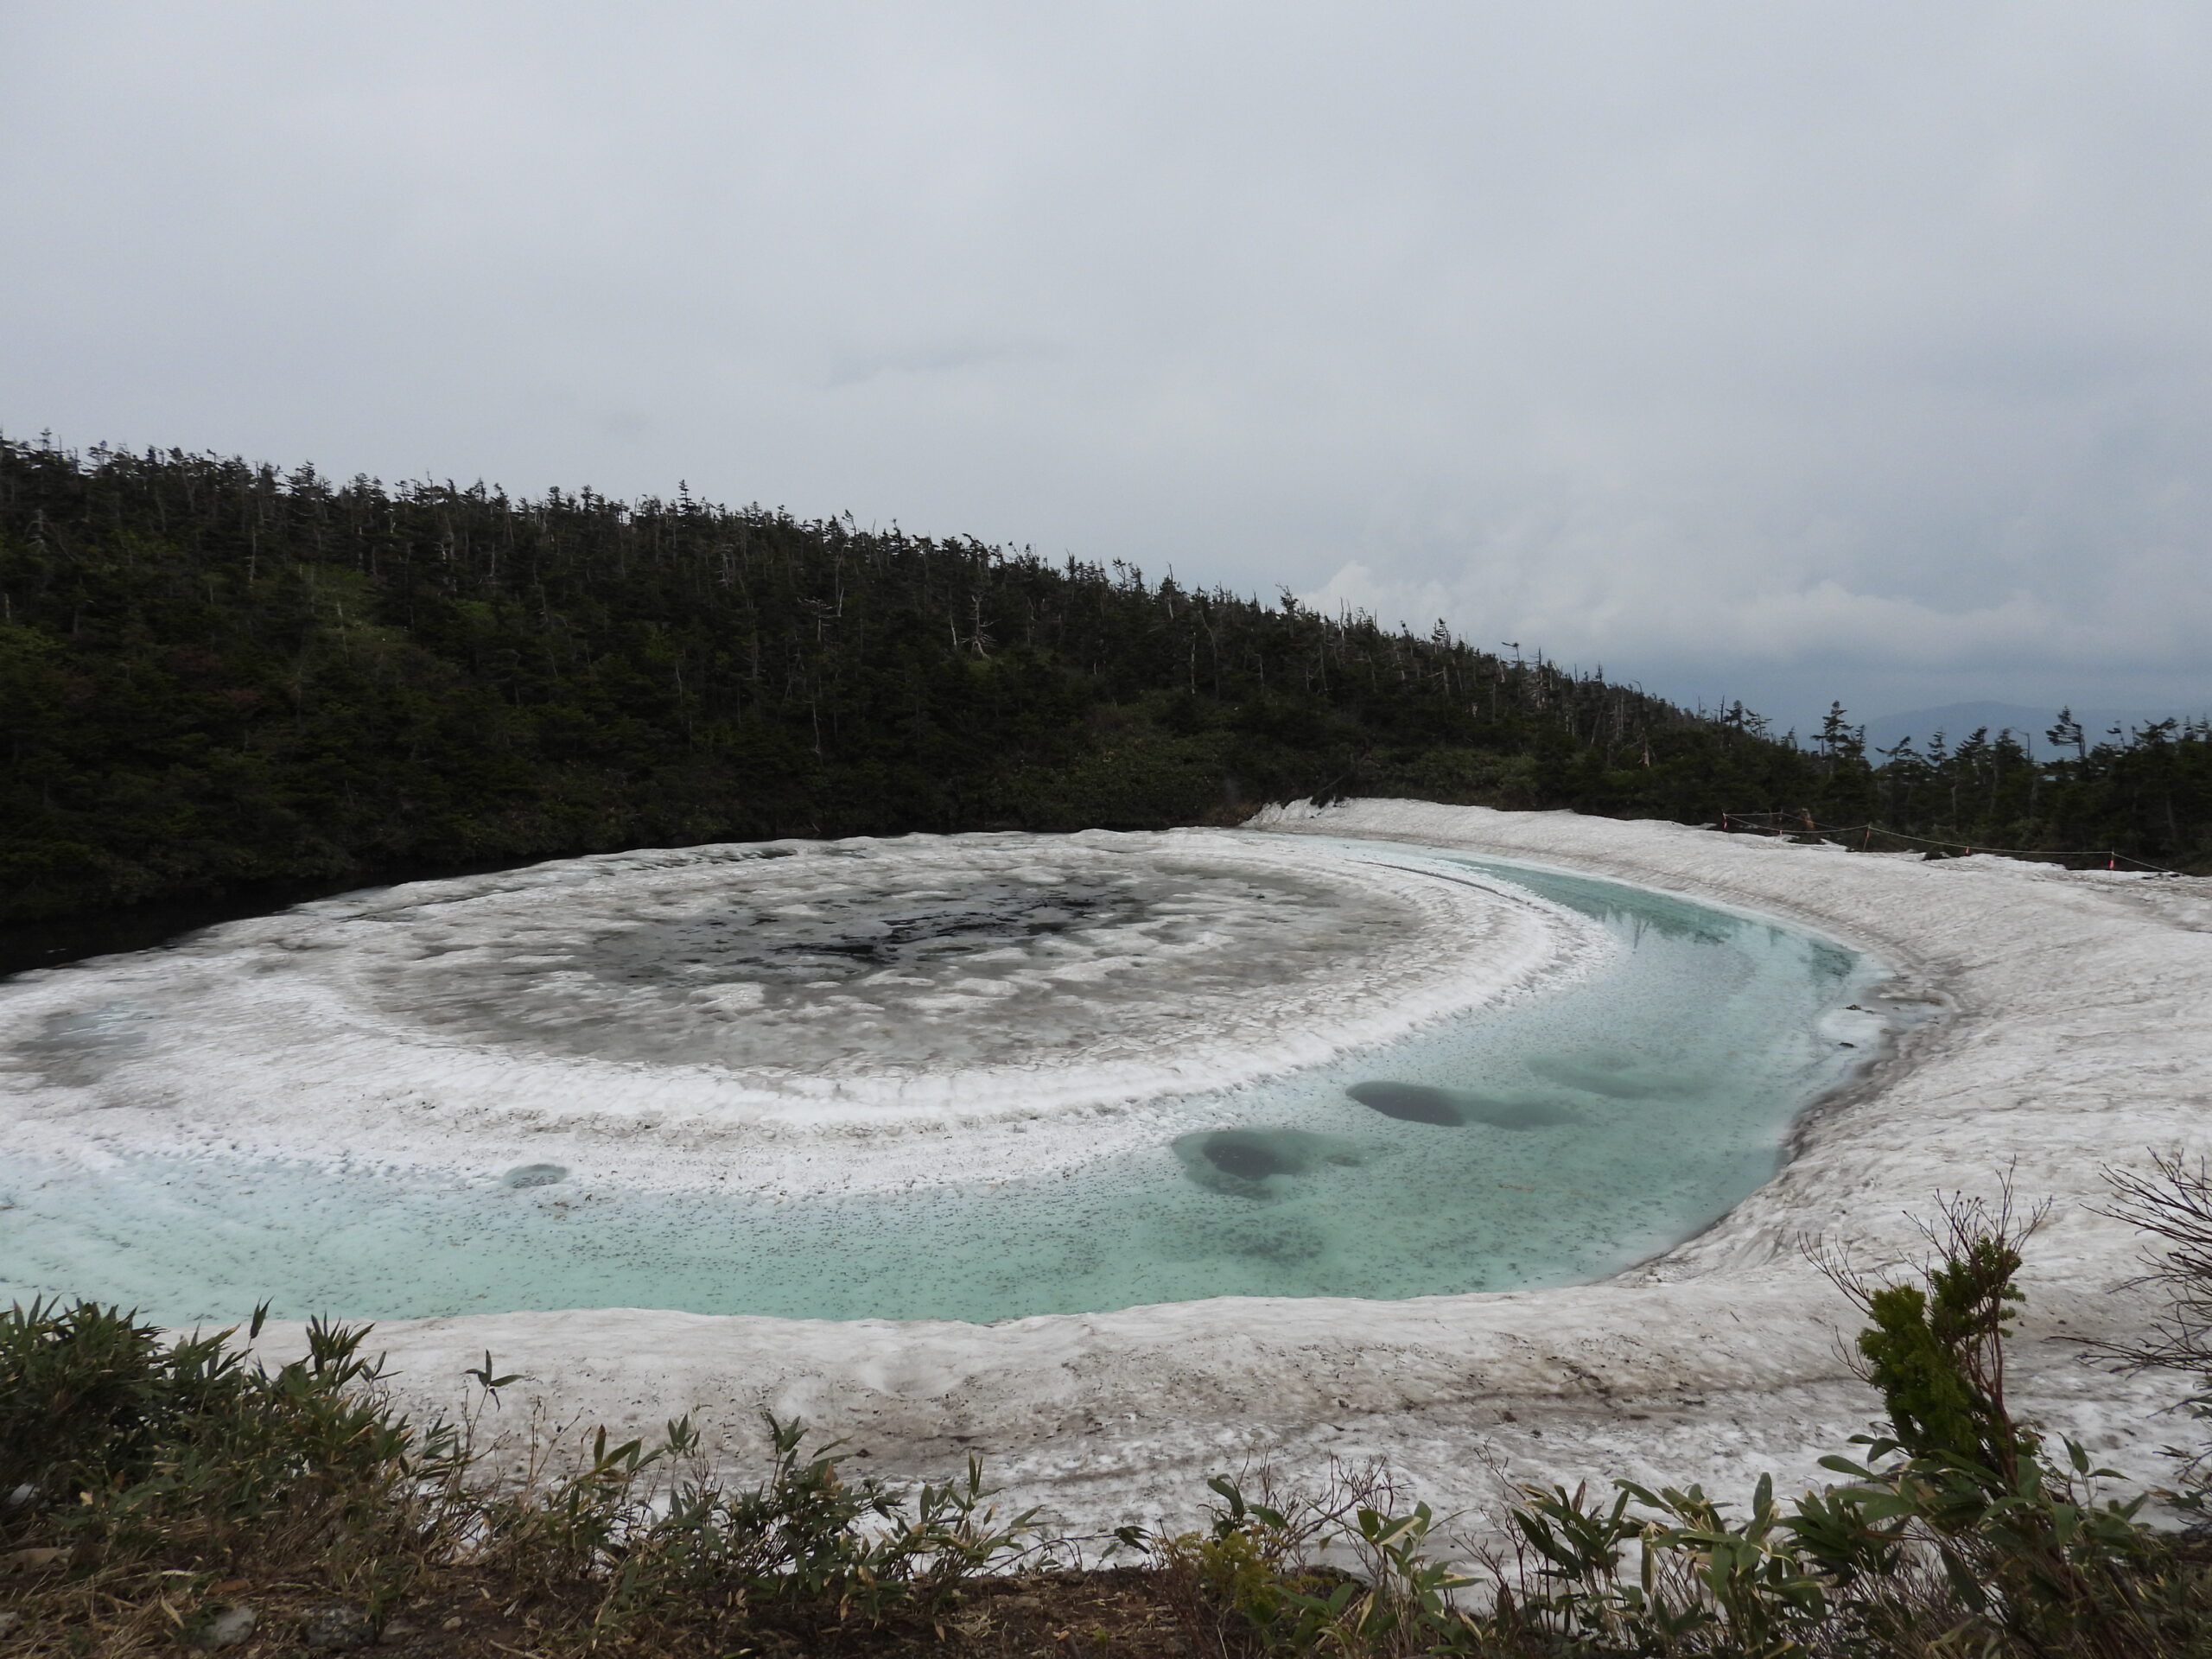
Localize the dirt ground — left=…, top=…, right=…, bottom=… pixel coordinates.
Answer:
left=1, top=1564, right=1213, bottom=1658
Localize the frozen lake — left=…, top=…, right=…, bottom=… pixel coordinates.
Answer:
left=0, top=833, right=1891, bottom=1325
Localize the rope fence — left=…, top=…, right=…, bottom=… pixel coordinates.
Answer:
left=1714, top=810, right=2186, bottom=876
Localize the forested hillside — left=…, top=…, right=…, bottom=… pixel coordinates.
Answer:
left=1902, top=713, right=2212, bottom=861
left=1713, top=700, right=2212, bottom=872
left=2, top=435, right=2206, bottom=926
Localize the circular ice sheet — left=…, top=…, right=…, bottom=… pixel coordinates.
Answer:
left=0, top=831, right=1604, bottom=1199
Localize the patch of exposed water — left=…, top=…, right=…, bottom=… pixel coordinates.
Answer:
left=0, top=841, right=1897, bottom=1325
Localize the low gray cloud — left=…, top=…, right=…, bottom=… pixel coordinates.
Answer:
left=3, top=2, right=2209, bottom=729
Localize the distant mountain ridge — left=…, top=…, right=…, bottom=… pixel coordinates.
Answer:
left=1861, top=701, right=2205, bottom=756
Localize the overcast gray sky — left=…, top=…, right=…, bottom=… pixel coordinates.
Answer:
left=4, top=3, right=2209, bottom=732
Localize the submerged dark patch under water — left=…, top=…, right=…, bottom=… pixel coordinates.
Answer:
left=1173, top=1128, right=1366, bottom=1196
left=1344, top=1079, right=1582, bottom=1129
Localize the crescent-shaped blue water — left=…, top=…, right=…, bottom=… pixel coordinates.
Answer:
left=0, top=842, right=1895, bottom=1325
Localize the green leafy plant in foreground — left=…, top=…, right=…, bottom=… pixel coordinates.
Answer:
left=9, top=1176, right=2212, bottom=1656
left=0, top=1298, right=1037, bottom=1653
left=479, top=1410, right=1035, bottom=1642
left=1134, top=1186, right=2207, bottom=1658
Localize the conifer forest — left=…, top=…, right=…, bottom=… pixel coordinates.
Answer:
left=3, top=435, right=2207, bottom=927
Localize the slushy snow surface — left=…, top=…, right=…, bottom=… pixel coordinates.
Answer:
left=0, top=830, right=1879, bottom=1325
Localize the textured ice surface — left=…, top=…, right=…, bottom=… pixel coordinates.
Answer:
left=363, top=836, right=1535, bottom=1080
left=0, top=835, right=1880, bottom=1325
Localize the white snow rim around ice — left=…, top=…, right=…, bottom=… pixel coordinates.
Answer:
left=1, top=828, right=1609, bottom=1196
left=6, top=801, right=2210, bottom=1538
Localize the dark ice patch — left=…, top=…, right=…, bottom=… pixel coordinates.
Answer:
left=1347, top=1080, right=1580, bottom=1130
left=1173, top=1128, right=1363, bottom=1198
left=1346, top=1080, right=1464, bottom=1124
left=1205, top=1135, right=1291, bottom=1180
left=504, top=1163, right=570, bottom=1189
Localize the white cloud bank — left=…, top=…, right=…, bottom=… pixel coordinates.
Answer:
left=3, top=2, right=2209, bottom=727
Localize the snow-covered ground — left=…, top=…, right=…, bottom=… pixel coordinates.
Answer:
left=15, top=801, right=2212, bottom=1542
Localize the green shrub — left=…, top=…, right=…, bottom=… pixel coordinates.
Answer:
left=1134, top=1187, right=2209, bottom=1658
left=0, top=1298, right=1034, bottom=1652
